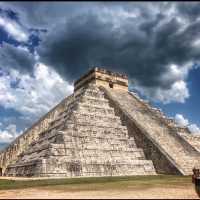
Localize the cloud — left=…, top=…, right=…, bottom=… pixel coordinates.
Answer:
left=132, top=62, right=192, bottom=103
left=0, top=15, right=29, bottom=42
left=176, top=2, right=200, bottom=22
left=0, top=43, right=35, bottom=74
left=188, top=124, right=200, bottom=134
left=0, top=62, right=73, bottom=139
left=0, top=124, right=21, bottom=143
left=0, top=63, right=73, bottom=117
left=0, top=2, right=97, bottom=29
left=175, top=113, right=200, bottom=134
left=175, top=114, right=189, bottom=127
left=1, top=2, right=200, bottom=105
left=134, top=80, right=189, bottom=104
left=34, top=5, right=200, bottom=103
left=0, top=21, right=73, bottom=141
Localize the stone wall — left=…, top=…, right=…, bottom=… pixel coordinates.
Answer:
left=0, top=95, right=73, bottom=174
left=100, top=86, right=200, bottom=175
left=74, top=67, right=128, bottom=92
left=3, top=84, right=156, bottom=177
left=101, top=88, right=182, bottom=175
left=173, top=126, right=200, bottom=153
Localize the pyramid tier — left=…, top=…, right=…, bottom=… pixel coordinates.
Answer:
left=4, top=84, right=156, bottom=177
left=5, top=158, right=155, bottom=177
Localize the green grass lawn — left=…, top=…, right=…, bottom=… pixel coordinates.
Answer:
left=0, top=175, right=193, bottom=191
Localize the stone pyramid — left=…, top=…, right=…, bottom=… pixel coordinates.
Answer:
left=1, top=67, right=200, bottom=177
left=3, top=83, right=156, bottom=177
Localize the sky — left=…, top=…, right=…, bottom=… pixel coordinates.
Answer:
left=0, top=2, right=200, bottom=144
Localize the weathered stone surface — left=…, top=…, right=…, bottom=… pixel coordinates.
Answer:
left=0, top=95, right=73, bottom=174
left=100, top=86, right=200, bottom=175
left=1, top=67, right=200, bottom=177
left=2, top=82, right=156, bottom=177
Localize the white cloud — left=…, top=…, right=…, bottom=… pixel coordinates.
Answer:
left=188, top=124, right=200, bottom=134
left=155, top=80, right=189, bottom=104
left=0, top=62, right=74, bottom=142
left=160, top=63, right=192, bottom=83
left=133, top=63, right=192, bottom=104
left=175, top=114, right=189, bottom=127
left=0, top=73, right=16, bottom=105
left=133, top=79, right=189, bottom=104
left=174, top=113, right=200, bottom=135
left=0, top=124, right=22, bottom=143
left=0, top=62, right=74, bottom=120
left=0, top=16, right=29, bottom=42
left=156, top=63, right=192, bottom=104
left=192, top=38, right=200, bottom=48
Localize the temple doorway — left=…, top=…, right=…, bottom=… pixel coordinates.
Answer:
left=0, top=168, right=2, bottom=176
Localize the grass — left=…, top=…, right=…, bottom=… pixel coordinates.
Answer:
left=0, top=175, right=193, bottom=191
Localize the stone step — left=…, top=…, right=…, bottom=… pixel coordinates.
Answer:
left=32, top=133, right=135, bottom=150
left=75, top=89, right=105, bottom=99
left=5, top=160, right=156, bottom=177
left=64, top=119, right=123, bottom=128
left=24, top=141, right=141, bottom=157
left=18, top=136, right=143, bottom=160
left=67, top=116, right=122, bottom=126
left=46, top=156, right=154, bottom=166
left=101, top=86, right=200, bottom=175
left=48, top=108, right=118, bottom=131
left=21, top=150, right=145, bottom=163
left=62, top=134, right=131, bottom=142
left=77, top=104, right=115, bottom=115
left=38, top=127, right=129, bottom=145
left=63, top=129, right=128, bottom=138
left=67, top=124, right=128, bottom=132
left=80, top=96, right=109, bottom=105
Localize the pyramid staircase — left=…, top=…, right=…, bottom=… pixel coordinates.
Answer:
left=4, top=84, right=156, bottom=177
left=101, top=86, right=200, bottom=175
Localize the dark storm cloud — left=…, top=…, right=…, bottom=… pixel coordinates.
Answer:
left=139, top=13, right=165, bottom=35
left=0, top=43, right=35, bottom=74
left=177, top=2, right=200, bottom=22
left=38, top=14, right=120, bottom=80
left=1, top=2, right=200, bottom=91
left=0, top=2, right=99, bottom=29
left=37, top=6, right=200, bottom=89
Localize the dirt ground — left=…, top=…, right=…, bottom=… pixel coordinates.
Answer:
left=0, top=176, right=199, bottom=199
left=0, top=184, right=198, bottom=199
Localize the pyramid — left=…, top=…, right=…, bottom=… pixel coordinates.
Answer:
left=1, top=67, right=200, bottom=177
left=2, top=70, right=156, bottom=177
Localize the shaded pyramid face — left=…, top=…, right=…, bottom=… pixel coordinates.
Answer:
left=5, top=83, right=156, bottom=177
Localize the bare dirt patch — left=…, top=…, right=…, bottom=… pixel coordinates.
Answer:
left=0, top=175, right=198, bottom=199
left=0, top=185, right=198, bottom=199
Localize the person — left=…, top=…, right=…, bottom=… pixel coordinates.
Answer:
left=193, top=167, right=200, bottom=197
left=192, top=168, right=200, bottom=183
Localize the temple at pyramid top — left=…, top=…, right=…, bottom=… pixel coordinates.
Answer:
left=74, top=67, right=128, bottom=91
